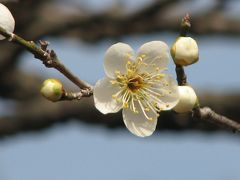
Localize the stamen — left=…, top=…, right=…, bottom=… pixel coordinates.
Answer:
left=123, top=102, right=129, bottom=109
left=110, top=80, right=117, bottom=85
left=138, top=100, right=153, bottom=121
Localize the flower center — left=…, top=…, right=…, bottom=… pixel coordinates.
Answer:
left=127, top=76, right=143, bottom=93
left=110, top=54, right=171, bottom=121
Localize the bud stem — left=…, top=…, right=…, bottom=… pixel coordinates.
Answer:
left=179, top=13, right=191, bottom=37
left=175, top=14, right=191, bottom=85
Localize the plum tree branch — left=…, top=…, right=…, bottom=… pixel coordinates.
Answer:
left=0, top=26, right=93, bottom=99
left=193, top=107, right=240, bottom=132
left=174, top=14, right=240, bottom=133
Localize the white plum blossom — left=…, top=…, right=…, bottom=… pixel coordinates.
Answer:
left=0, top=3, right=15, bottom=40
left=94, top=41, right=179, bottom=137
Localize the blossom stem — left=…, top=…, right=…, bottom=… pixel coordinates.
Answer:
left=180, top=13, right=191, bottom=37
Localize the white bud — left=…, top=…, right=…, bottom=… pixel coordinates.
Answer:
left=171, top=37, right=199, bottom=66
left=0, top=3, right=15, bottom=40
left=40, top=79, right=64, bottom=102
left=173, top=86, right=197, bottom=113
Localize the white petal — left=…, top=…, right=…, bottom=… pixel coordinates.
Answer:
left=151, top=74, right=179, bottom=111
left=94, top=77, right=122, bottom=114
left=137, top=41, right=170, bottom=73
left=104, top=43, right=134, bottom=78
left=0, top=3, right=15, bottom=40
left=122, top=102, right=158, bottom=137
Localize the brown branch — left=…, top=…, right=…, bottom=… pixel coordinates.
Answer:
left=193, top=107, right=240, bottom=132
left=175, top=65, right=187, bottom=86
left=0, top=26, right=93, bottom=96
left=174, top=14, right=240, bottom=133
left=61, top=90, right=92, bottom=101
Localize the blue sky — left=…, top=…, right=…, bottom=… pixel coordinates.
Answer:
left=0, top=123, right=240, bottom=180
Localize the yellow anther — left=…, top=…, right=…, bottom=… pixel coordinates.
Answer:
left=137, top=57, right=143, bottom=62
left=117, top=75, right=123, bottom=79
left=125, top=53, right=132, bottom=59
left=158, top=74, right=165, bottom=78
left=115, top=70, right=121, bottom=75
left=141, top=54, right=146, bottom=58
left=127, top=69, right=134, bottom=74
left=134, top=110, right=139, bottom=114
left=148, top=117, right=154, bottom=121
left=116, top=98, right=122, bottom=103
left=112, top=94, right=118, bottom=99
left=123, top=102, right=129, bottom=109
left=144, top=107, right=150, bottom=112
left=110, top=80, right=117, bottom=85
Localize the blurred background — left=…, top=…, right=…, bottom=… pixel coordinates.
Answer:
left=0, top=0, right=240, bottom=179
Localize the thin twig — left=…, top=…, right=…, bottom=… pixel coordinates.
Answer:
left=61, top=90, right=92, bottom=101
left=175, top=65, right=187, bottom=86
left=193, top=107, right=240, bottom=132
left=0, top=26, right=93, bottom=94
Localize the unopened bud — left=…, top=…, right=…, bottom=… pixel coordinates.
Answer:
left=171, top=37, right=199, bottom=66
left=173, top=86, right=197, bottom=113
left=0, top=3, right=15, bottom=40
left=40, top=79, right=64, bottom=102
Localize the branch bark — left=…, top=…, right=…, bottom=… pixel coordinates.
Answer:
left=193, top=107, right=240, bottom=132
left=0, top=26, right=93, bottom=98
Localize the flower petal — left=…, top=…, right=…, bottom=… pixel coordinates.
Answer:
left=151, top=74, right=179, bottom=110
left=104, top=43, right=134, bottom=78
left=122, top=102, right=158, bottom=137
left=0, top=3, right=15, bottom=40
left=94, top=77, right=122, bottom=114
left=137, top=41, right=170, bottom=73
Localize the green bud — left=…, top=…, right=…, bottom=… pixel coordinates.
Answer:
left=40, top=79, right=64, bottom=102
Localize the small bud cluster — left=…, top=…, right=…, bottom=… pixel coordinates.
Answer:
left=0, top=3, right=15, bottom=40
left=171, top=16, right=199, bottom=113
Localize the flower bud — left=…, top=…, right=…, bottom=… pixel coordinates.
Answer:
left=0, top=3, right=15, bottom=40
left=40, top=79, right=64, bottom=102
left=171, top=37, right=199, bottom=66
left=173, top=86, right=197, bottom=113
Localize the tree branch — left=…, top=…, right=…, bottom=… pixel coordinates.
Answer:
left=61, top=90, right=93, bottom=101
left=193, top=107, right=240, bottom=132
left=0, top=26, right=93, bottom=97
left=174, top=14, right=240, bottom=133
